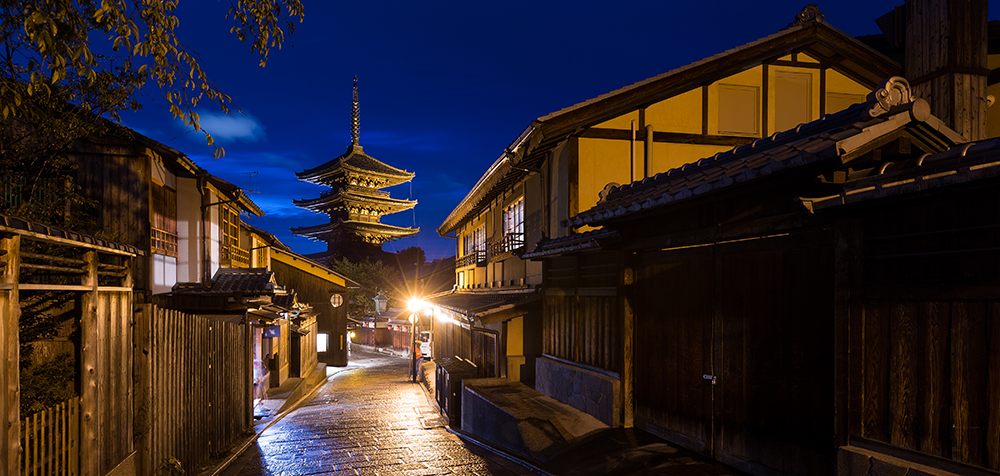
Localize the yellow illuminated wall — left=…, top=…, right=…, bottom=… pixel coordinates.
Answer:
left=568, top=58, right=873, bottom=221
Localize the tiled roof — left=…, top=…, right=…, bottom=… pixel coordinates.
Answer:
left=522, top=228, right=619, bottom=259
left=291, top=219, right=418, bottom=240
left=0, top=212, right=142, bottom=256
left=297, top=144, right=414, bottom=185
left=293, top=189, right=417, bottom=212
left=566, top=88, right=965, bottom=228
left=171, top=267, right=277, bottom=295
left=426, top=288, right=539, bottom=318
left=438, top=7, right=899, bottom=235
left=802, top=138, right=1000, bottom=211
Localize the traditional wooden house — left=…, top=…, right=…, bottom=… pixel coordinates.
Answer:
left=433, top=4, right=900, bottom=393
left=526, top=2, right=996, bottom=473
left=293, top=79, right=418, bottom=264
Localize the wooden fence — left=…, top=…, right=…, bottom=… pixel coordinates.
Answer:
left=20, top=397, right=79, bottom=476
left=140, top=306, right=253, bottom=475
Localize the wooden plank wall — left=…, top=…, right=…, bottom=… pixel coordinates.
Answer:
left=70, top=147, right=151, bottom=293
left=94, top=291, right=133, bottom=475
left=541, top=253, right=623, bottom=374
left=542, top=294, right=621, bottom=373
left=852, top=299, right=1000, bottom=471
left=148, top=307, right=251, bottom=475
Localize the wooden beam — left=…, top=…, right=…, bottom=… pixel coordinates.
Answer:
left=579, top=128, right=755, bottom=147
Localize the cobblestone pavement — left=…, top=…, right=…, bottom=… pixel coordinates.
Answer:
left=219, top=349, right=538, bottom=476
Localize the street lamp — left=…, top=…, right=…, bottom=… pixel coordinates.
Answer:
left=372, top=290, right=389, bottom=315
left=407, top=298, right=427, bottom=382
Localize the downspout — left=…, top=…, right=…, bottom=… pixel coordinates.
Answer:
left=644, top=125, right=653, bottom=179
left=199, top=172, right=210, bottom=283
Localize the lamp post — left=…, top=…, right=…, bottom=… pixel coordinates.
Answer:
left=407, top=298, right=426, bottom=382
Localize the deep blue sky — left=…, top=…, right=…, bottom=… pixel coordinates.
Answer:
left=119, top=1, right=999, bottom=260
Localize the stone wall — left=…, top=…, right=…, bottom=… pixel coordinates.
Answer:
left=534, top=355, right=620, bottom=427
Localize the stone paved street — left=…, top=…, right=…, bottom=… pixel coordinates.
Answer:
left=219, top=349, right=538, bottom=476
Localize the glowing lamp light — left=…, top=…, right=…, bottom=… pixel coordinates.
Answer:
left=407, top=298, right=427, bottom=313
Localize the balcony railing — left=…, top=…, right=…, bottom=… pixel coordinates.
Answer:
left=151, top=227, right=178, bottom=257
left=221, top=243, right=251, bottom=268
left=321, top=185, right=390, bottom=198
left=456, top=250, right=486, bottom=268
left=487, top=232, right=524, bottom=262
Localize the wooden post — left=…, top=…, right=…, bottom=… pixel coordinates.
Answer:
left=79, top=251, right=99, bottom=476
left=134, top=301, right=152, bottom=476
left=1, top=234, right=20, bottom=476
left=622, top=265, right=635, bottom=428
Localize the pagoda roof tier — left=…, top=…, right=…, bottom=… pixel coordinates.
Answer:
left=297, top=144, right=414, bottom=187
left=294, top=187, right=417, bottom=214
left=291, top=220, right=419, bottom=244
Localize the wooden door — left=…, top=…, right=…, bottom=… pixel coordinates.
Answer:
left=634, top=246, right=714, bottom=454
left=713, top=236, right=835, bottom=476
left=633, top=233, right=835, bottom=476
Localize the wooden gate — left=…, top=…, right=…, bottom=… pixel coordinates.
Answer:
left=634, top=232, right=835, bottom=476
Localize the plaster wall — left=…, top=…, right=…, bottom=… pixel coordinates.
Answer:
left=176, top=176, right=201, bottom=283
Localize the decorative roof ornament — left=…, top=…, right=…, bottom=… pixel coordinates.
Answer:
left=788, top=4, right=825, bottom=28
left=351, top=76, right=360, bottom=147
left=867, top=76, right=913, bottom=117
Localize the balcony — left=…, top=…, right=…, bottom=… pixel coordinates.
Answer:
left=321, top=185, right=390, bottom=198
left=456, top=250, right=486, bottom=268
left=487, top=233, right=524, bottom=262
left=221, top=243, right=251, bottom=268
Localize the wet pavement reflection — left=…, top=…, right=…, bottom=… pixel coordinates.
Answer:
left=220, top=349, right=537, bottom=476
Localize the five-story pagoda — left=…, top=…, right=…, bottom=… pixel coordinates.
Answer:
left=292, top=78, right=418, bottom=264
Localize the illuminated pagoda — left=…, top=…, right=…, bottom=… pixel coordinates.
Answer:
left=292, top=78, right=418, bottom=264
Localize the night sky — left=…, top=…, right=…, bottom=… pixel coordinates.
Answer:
left=118, top=1, right=999, bottom=260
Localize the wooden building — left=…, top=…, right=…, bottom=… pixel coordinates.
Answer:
left=433, top=4, right=901, bottom=406
left=293, top=79, right=418, bottom=264
left=549, top=75, right=998, bottom=476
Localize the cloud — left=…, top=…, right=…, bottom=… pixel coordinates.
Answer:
left=196, top=111, right=266, bottom=143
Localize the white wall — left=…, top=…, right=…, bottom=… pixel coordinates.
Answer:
left=176, top=176, right=202, bottom=283
left=151, top=254, right=178, bottom=294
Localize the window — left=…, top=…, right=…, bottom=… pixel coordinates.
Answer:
left=718, top=84, right=759, bottom=136
left=151, top=182, right=177, bottom=257
left=774, top=71, right=812, bottom=133
left=501, top=197, right=524, bottom=251
left=221, top=205, right=249, bottom=266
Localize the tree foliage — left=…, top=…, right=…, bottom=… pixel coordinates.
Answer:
left=0, top=0, right=302, bottom=222
left=328, top=257, right=403, bottom=318
left=395, top=245, right=426, bottom=273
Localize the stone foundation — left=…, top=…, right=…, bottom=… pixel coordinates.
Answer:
left=534, top=355, right=620, bottom=427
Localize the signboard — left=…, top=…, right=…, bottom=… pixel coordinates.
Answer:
left=262, top=325, right=281, bottom=338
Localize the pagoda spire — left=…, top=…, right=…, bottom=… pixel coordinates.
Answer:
left=351, top=76, right=360, bottom=147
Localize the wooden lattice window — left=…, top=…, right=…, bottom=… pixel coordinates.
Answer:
left=151, top=183, right=177, bottom=257
left=220, top=205, right=249, bottom=267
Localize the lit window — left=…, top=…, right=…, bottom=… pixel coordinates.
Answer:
left=317, top=333, right=328, bottom=352
left=501, top=197, right=524, bottom=251
left=151, top=183, right=178, bottom=257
